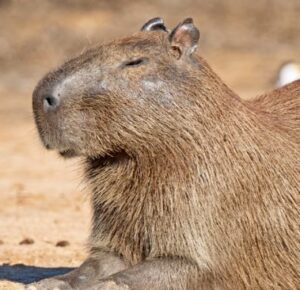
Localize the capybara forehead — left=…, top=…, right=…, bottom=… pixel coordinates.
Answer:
left=115, top=31, right=168, bottom=52
left=66, top=31, right=169, bottom=67
left=34, top=31, right=170, bottom=99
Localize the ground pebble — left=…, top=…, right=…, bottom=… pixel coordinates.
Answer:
left=19, top=238, right=34, bottom=245
left=55, top=240, right=70, bottom=247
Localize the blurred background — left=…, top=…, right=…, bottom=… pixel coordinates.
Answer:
left=0, top=0, right=299, bottom=288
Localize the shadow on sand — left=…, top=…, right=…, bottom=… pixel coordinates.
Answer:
left=0, top=263, right=74, bottom=284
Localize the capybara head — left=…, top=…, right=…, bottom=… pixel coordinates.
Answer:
left=33, top=18, right=203, bottom=160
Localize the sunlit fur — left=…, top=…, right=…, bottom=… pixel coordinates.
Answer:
left=33, top=29, right=299, bottom=289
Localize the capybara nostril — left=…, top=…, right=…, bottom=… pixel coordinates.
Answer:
left=43, top=95, right=59, bottom=112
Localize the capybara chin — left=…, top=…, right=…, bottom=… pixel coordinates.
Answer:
left=29, top=17, right=299, bottom=290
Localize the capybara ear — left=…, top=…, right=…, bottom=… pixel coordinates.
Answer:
left=141, top=17, right=168, bottom=32
left=169, top=18, right=200, bottom=59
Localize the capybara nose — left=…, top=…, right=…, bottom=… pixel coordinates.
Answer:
left=43, top=94, right=60, bottom=112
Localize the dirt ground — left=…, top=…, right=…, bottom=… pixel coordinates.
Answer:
left=0, top=0, right=299, bottom=289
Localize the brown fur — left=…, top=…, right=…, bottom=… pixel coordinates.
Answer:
left=245, top=80, right=300, bottom=143
left=31, top=19, right=299, bottom=290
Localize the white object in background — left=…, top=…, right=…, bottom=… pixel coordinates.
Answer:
left=277, top=62, right=300, bottom=87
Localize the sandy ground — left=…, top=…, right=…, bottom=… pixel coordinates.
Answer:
left=0, top=89, right=90, bottom=289
left=0, top=1, right=299, bottom=289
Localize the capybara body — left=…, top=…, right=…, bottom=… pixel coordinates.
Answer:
left=30, top=18, right=299, bottom=290
left=246, top=80, right=300, bottom=144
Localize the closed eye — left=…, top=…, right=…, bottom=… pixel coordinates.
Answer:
left=122, top=57, right=148, bottom=68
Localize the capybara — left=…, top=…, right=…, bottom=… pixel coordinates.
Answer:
left=28, top=18, right=299, bottom=290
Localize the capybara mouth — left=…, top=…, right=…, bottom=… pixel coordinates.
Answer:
left=88, top=150, right=130, bottom=169
left=59, top=149, right=78, bottom=158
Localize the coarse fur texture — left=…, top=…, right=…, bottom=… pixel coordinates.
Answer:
left=29, top=18, right=299, bottom=290
left=245, top=80, right=300, bottom=144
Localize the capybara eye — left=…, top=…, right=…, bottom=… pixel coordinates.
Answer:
left=122, top=57, right=148, bottom=68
